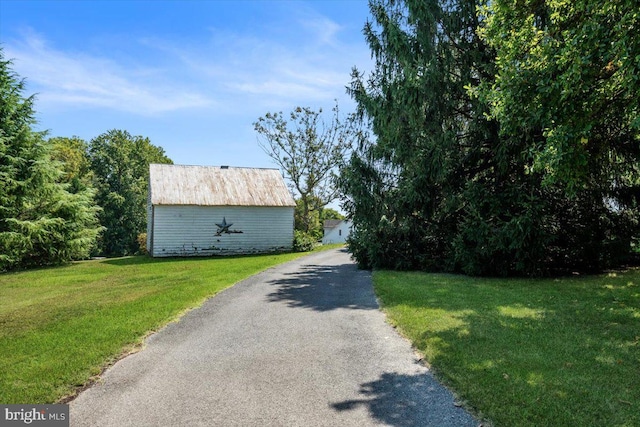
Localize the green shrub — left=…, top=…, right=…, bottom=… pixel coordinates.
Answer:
left=293, top=230, right=317, bottom=252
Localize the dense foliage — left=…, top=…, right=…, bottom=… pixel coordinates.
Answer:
left=0, top=53, right=102, bottom=270
left=339, top=0, right=639, bottom=276
left=49, top=136, right=94, bottom=193
left=477, top=0, right=640, bottom=191
left=88, top=130, right=172, bottom=257
left=293, top=196, right=345, bottom=241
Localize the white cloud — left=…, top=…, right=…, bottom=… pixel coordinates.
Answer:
left=3, top=6, right=371, bottom=118
left=5, top=30, right=213, bottom=115
left=298, top=12, right=344, bottom=47
left=230, top=80, right=329, bottom=100
left=195, top=22, right=365, bottom=108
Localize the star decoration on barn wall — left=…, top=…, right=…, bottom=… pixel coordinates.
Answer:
left=215, top=217, right=243, bottom=236
left=216, top=217, right=232, bottom=233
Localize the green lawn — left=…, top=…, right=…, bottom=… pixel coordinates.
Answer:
left=0, top=249, right=334, bottom=404
left=373, top=269, right=640, bottom=427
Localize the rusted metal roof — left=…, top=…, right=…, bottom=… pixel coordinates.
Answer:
left=149, top=164, right=296, bottom=207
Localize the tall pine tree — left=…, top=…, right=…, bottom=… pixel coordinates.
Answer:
left=0, top=51, right=102, bottom=270
left=341, top=0, right=504, bottom=271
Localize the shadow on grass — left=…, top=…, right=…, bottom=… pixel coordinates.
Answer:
left=374, top=270, right=640, bottom=426
left=266, top=255, right=377, bottom=312
left=330, top=371, right=477, bottom=427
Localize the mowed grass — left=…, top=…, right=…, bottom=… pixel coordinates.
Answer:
left=0, top=250, right=326, bottom=403
left=373, top=269, right=640, bottom=427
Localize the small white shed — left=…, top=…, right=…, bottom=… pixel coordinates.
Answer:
left=147, top=164, right=296, bottom=257
left=322, top=220, right=351, bottom=244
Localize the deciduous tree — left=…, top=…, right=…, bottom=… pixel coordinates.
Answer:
left=88, top=129, right=172, bottom=256
left=49, top=136, right=94, bottom=193
left=254, top=102, right=355, bottom=237
left=477, top=0, right=640, bottom=192
left=474, top=0, right=640, bottom=270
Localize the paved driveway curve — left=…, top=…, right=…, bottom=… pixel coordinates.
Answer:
left=70, top=248, right=478, bottom=426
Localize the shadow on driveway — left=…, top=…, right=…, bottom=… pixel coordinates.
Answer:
left=266, top=257, right=378, bottom=312
left=330, top=371, right=474, bottom=427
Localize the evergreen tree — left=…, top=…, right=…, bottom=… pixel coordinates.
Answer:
left=341, top=0, right=503, bottom=271
left=0, top=51, right=102, bottom=270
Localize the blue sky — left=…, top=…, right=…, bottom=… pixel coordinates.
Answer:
left=0, top=0, right=373, bottom=169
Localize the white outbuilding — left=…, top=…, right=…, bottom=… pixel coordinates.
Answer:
left=147, top=164, right=296, bottom=257
left=322, top=219, right=352, bottom=244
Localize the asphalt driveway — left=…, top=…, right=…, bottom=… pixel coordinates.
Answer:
left=70, top=248, right=478, bottom=426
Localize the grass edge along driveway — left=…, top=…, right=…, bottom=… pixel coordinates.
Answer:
left=373, top=269, right=640, bottom=427
left=0, top=247, right=340, bottom=404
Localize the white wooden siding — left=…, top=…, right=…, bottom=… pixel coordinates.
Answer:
left=150, top=205, right=294, bottom=257
left=322, top=220, right=351, bottom=244
left=146, top=192, right=153, bottom=252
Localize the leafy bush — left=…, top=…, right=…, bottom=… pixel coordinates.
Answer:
left=293, top=230, right=318, bottom=252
